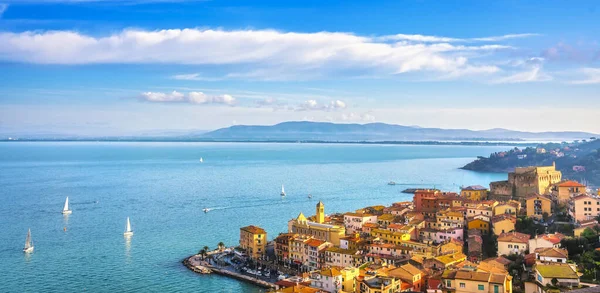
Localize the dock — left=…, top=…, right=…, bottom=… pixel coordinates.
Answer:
left=183, top=255, right=277, bottom=289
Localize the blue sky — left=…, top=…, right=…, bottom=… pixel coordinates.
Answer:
left=0, top=0, right=599, bottom=136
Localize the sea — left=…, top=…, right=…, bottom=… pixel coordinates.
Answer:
left=0, top=142, right=510, bottom=292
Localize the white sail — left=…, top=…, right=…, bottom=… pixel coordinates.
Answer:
left=282, top=185, right=285, bottom=193
left=126, top=217, right=132, bottom=232
left=199, top=157, right=203, bottom=163
left=62, top=197, right=72, bottom=214
left=23, top=229, right=34, bottom=252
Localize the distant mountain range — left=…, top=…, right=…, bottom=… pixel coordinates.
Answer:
left=200, top=121, right=598, bottom=142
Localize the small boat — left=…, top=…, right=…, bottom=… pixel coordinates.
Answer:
left=388, top=181, right=396, bottom=186
left=62, top=197, right=72, bottom=215
left=199, top=157, right=204, bottom=163
left=23, top=229, right=34, bottom=253
left=308, top=194, right=312, bottom=199
left=123, top=217, right=133, bottom=236
left=280, top=185, right=286, bottom=196
left=203, top=208, right=210, bottom=213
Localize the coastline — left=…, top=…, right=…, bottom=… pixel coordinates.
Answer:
left=182, top=255, right=277, bottom=290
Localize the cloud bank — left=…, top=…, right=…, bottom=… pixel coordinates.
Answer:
left=139, top=91, right=235, bottom=105
left=0, top=28, right=524, bottom=79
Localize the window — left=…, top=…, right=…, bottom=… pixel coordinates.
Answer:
left=494, top=285, right=499, bottom=293
left=508, top=244, right=512, bottom=248
left=478, top=284, right=484, bottom=290
left=460, top=283, right=465, bottom=288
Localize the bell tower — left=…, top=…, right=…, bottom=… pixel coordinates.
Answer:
left=316, top=201, right=325, bottom=224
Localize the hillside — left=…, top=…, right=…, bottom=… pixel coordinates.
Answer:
left=462, top=138, right=600, bottom=187
left=201, top=121, right=597, bottom=142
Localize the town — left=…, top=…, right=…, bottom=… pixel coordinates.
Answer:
left=185, top=163, right=600, bottom=293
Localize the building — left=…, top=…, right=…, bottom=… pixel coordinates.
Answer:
left=526, top=194, right=552, bottom=220
left=288, top=202, right=346, bottom=245
left=343, top=212, right=377, bottom=234
left=423, top=252, right=467, bottom=270
left=414, top=189, right=442, bottom=212
left=534, top=247, right=568, bottom=263
left=528, top=233, right=564, bottom=252
left=339, top=267, right=359, bottom=293
left=442, top=269, right=513, bottom=293
left=497, top=232, right=530, bottom=256
left=274, top=233, right=297, bottom=261
left=492, top=215, right=516, bottom=236
left=386, top=263, right=424, bottom=292
left=370, top=228, right=411, bottom=245
left=571, top=194, right=600, bottom=223
left=533, top=263, right=580, bottom=287
left=376, top=213, right=396, bottom=228
left=493, top=201, right=520, bottom=216
left=554, top=180, right=586, bottom=203
left=468, top=218, right=490, bottom=235
left=490, top=164, right=562, bottom=200
left=324, top=247, right=358, bottom=268
left=305, top=239, right=332, bottom=270
left=468, top=234, right=483, bottom=262
left=310, top=267, right=343, bottom=293
left=359, top=276, right=401, bottom=293
left=239, top=225, right=267, bottom=258
left=461, top=185, right=488, bottom=201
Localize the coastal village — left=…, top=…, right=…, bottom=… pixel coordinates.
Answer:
left=186, top=163, right=600, bottom=293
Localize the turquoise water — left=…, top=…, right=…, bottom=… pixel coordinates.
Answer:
left=0, top=142, right=509, bottom=292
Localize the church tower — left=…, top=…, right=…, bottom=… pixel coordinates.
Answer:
left=316, top=201, right=325, bottom=224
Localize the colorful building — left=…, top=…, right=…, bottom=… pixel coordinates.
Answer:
left=461, top=185, right=488, bottom=201
left=288, top=202, right=346, bottom=245
left=554, top=180, right=586, bottom=203
left=239, top=225, right=267, bottom=258
left=359, top=276, right=401, bottom=293
left=571, top=194, right=600, bottom=222
left=467, top=218, right=490, bottom=235
left=526, top=194, right=552, bottom=220
left=497, top=232, right=530, bottom=256
left=309, top=267, right=343, bottom=293
left=442, top=269, right=513, bottom=293
left=492, top=215, right=516, bottom=236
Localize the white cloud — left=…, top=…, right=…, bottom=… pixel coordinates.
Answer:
left=569, top=68, right=600, bottom=84
left=380, top=33, right=539, bottom=43
left=340, top=112, right=376, bottom=122
left=0, top=28, right=514, bottom=79
left=171, top=73, right=222, bottom=81
left=0, top=3, right=8, bottom=18
left=492, top=66, right=552, bottom=84
left=295, top=99, right=348, bottom=111
left=139, top=91, right=236, bottom=105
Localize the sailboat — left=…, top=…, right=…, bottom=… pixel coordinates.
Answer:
left=124, top=217, right=133, bottom=236
left=23, top=229, right=34, bottom=253
left=280, top=185, right=286, bottom=196
left=62, top=197, right=72, bottom=215
left=203, top=208, right=210, bottom=213
left=199, top=157, right=204, bottom=163
left=308, top=194, right=312, bottom=199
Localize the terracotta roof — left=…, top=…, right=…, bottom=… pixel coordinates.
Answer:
left=535, top=247, right=568, bottom=259
left=489, top=273, right=507, bottom=284
left=573, top=194, right=599, bottom=201
left=492, top=214, right=517, bottom=224
left=455, top=270, right=491, bottom=282
left=498, top=232, right=530, bottom=244
left=363, top=223, right=379, bottom=228
left=538, top=233, right=565, bottom=244
left=305, top=239, right=326, bottom=247
left=558, top=180, right=586, bottom=188
left=240, top=225, right=266, bottom=234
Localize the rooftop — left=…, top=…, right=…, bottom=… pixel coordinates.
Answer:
left=535, top=263, right=579, bottom=279
left=240, top=225, right=266, bottom=234
left=498, top=231, right=530, bottom=244
left=535, top=247, right=568, bottom=259
left=557, top=180, right=586, bottom=188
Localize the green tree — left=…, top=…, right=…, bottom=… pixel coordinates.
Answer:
left=218, top=242, right=225, bottom=251
left=551, top=278, right=558, bottom=286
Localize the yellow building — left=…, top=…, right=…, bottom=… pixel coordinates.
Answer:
left=359, top=276, right=401, bottom=293
left=442, top=269, right=512, bottom=293
left=239, top=225, right=267, bottom=258
left=468, top=218, right=490, bottom=235
left=490, top=163, right=562, bottom=200
left=555, top=180, right=586, bottom=203
left=526, top=194, right=552, bottom=220
left=340, top=267, right=360, bottom=293
left=371, top=228, right=411, bottom=245
left=492, top=215, right=516, bottom=236
left=288, top=201, right=346, bottom=246
left=377, top=213, right=396, bottom=228
left=493, top=202, right=519, bottom=216
left=461, top=185, right=488, bottom=201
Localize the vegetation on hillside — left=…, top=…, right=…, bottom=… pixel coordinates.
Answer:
left=462, top=138, right=600, bottom=187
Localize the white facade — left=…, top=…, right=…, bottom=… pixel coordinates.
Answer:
left=498, top=240, right=528, bottom=256
left=343, top=214, right=378, bottom=234
left=310, top=272, right=342, bottom=293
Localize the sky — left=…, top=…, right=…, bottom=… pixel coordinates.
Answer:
left=0, top=0, right=599, bottom=136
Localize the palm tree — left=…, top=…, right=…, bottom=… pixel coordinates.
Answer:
left=218, top=242, right=225, bottom=251
left=198, top=249, right=206, bottom=258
